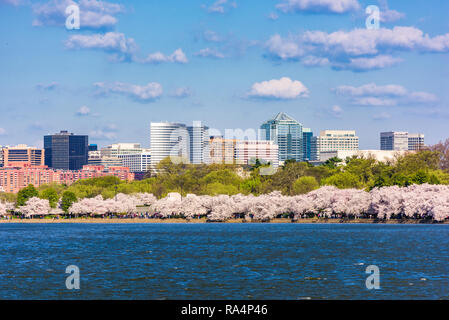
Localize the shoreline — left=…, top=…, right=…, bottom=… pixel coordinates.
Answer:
left=0, top=218, right=447, bottom=224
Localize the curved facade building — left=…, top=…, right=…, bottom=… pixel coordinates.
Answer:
left=150, top=122, right=188, bottom=169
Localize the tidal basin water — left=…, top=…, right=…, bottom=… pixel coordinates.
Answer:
left=0, top=223, right=448, bottom=299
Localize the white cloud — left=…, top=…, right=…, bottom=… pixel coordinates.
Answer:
left=248, top=77, right=309, bottom=100
left=195, top=48, right=225, bottom=59
left=65, top=33, right=188, bottom=64
left=378, top=0, right=405, bottom=23
left=267, top=12, right=279, bottom=20
left=276, top=0, right=360, bottom=14
left=335, top=83, right=408, bottom=97
left=0, top=128, right=6, bottom=136
left=203, top=30, right=223, bottom=42
left=334, top=83, right=438, bottom=106
left=94, top=81, right=163, bottom=102
left=32, top=0, right=124, bottom=29
left=139, top=49, right=188, bottom=64
left=76, top=106, right=91, bottom=116
left=204, top=0, right=237, bottom=14
left=266, top=26, right=449, bottom=71
left=170, top=87, right=192, bottom=98
left=65, top=32, right=138, bottom=61
left=339, top=55, right=402, bottom=71
left=331, top=105, right=343, bottom=117
left=352, top=97, right=397, bottom=106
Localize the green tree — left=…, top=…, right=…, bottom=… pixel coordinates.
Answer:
left=323, top=157, right=343, bottom=169
left=292, top=176, right=319, bottom=195
left=61, top=191, right=77, bottom=213
left=16, top=184, right=38, bottom=207
left=39, top=188, right=59, bottom=208
left=204, top=182, right=238, bottom=195
left=322, top=172, right=362, bottom=189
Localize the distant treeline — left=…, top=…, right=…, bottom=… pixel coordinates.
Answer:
left=1, top=145, right=449, bottom=208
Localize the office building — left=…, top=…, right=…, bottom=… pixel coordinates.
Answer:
left=100, top=143, right=149, bottom=158
left=235, top=140, right=279, bottom=167
left=187, top=121, right=209, bottom=164
left=208, top=136, right=238, bottom=164
left=1, top=145, right=44, bottom=167
left=151, top=122, right=210, bottom=169
left=261, top=112, right=303, bottom=163
left=88, top=144, right=98, bottom=152
left=318, top=150, right=410, bottom=163
left=302, top=128, right=313, bottom=162
left=311, top=130, right=359, bottom=161
left=118, top=152, right=151, bottom=173
left=44, top=130, right=88, bottom=170
left=380, top=132, right=425, bottom=151
left=0, top=164, right=134, bottom=194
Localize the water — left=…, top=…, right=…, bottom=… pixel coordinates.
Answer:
left=0, top=223, right=448, bottom=300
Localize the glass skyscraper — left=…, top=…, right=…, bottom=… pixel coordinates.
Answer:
left=44, top=131, right=88, bottom=170
left=302, top=128, right=313, bottom=161
left=260, top=112, right=303, bottom=163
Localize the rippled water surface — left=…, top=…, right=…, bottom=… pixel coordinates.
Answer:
left=0, top=223, right=448, bottom=299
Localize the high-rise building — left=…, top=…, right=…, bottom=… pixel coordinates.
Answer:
left=150, top=122, right=189, bottom=169
left=100, top=143, right=149, bottom=157
left=311, top=130, right=359, bottom=161
left=118, top=152, right=151, bottom=173
left=88, top=150, right=102, bottom=166
left=302, top=128, right=313, bottom=161
left=408, top=133, right=425, bottom=151
left=380, top=132, right=425, bottom=151
left=150, top=122, right=209, bottom=170
left=235, top=140, right=279, bottom=167
left=207, top=136, right=238, bottom=164
left=187, top=121, right=209, bottom=164
left=88, top=144, right=98, bottom=152
left=1, top=145, right=44, bottom=167
left=44, top=131, right=88, bottom=170
left=260, top=112, right=303, bottom=163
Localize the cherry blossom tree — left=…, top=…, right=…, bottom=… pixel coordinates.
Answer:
left=17, top=197, right=51, bottom=217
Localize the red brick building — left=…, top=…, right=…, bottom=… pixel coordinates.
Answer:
left=0, top=164, right=134, bottom=193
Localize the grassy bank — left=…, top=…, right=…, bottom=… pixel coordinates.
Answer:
left=1, top=218, right=447, bottom=224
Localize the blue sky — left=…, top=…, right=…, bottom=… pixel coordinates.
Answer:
left=0, top=0, right=448, bottom=149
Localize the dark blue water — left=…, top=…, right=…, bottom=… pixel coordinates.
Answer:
left=0, top=223, right=448, bottom=300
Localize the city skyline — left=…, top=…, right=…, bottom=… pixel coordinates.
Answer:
left=1, top=0, right=448, bottom=149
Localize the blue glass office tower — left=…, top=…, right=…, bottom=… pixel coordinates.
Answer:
left=260, top=112, right=303, bottom=162
left=44, top=131, right=88, bottom=170
left=302, top=128, right=313, bottom=161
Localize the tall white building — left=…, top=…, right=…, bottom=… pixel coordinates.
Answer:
left=311, top=130, right=359, bottom=161
left=150, top=122, right=209, bottom=170
left=150, top=122, right=189, bottom=169
left=187, top=121, right=209, bottom=164
left=380, top=132, right=425, bottom=151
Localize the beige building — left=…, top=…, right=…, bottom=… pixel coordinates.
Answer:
left=208, top=136, right=238, bottom=164
left=1, top=145, right=45, bottom=167
left=311, top=130, right=359, bottom=160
